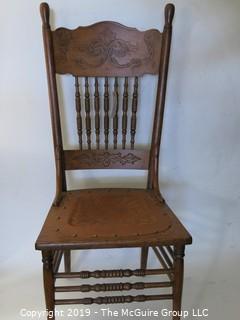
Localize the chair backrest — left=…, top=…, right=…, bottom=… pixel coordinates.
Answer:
left=40, top=2, right=175, bottom=204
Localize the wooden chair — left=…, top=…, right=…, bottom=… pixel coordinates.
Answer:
left=36, top=2, right=192, bottom=319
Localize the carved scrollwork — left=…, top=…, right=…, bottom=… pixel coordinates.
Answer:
left=75, top=29, right=142, bottom=69
left=53, top=21, right=163, bottom=75
left=53, top=26, right=159, bottom=71
left=75, top=152, right=141, bottom=167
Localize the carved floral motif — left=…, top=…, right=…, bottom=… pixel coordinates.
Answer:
left=54, top=27, right=157, bottom=70
left=76, top=29, right=141, bottom=68
left=75, top=152, right=141, bottom=167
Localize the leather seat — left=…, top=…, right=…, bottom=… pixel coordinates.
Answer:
left=36, top=189, right=192, bottom=250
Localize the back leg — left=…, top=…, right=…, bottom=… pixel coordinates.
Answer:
left=140, top=247, right=149, bottom=269
left=64, top=250, right=71, bottom=273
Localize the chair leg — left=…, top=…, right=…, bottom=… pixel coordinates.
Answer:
left=42, top=250, right=55, bottom=320
left=64, top=250, right=71, bottom=273
left=140, top=246, right=149, bottom=269
left=172, top=245, right=185, bottom=320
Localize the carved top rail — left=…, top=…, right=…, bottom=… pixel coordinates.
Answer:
left=52, top=22, right=162, bottom=76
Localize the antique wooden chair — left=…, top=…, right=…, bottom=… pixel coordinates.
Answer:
left=36, top=2, right=192, bottom=319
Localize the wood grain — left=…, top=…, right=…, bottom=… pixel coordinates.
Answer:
left=52, top=22, right=162, bottom=77
left=113, top=77, right=119, bottom=149
left=74, top=76, right=82, bottom=150
left=122, top=77, right=128, bottom=149
left=84, top=77, right=91, bottom=150
left=104, top=77, right=109, bottom=149
left=94, top=78, right=100, bottom=149
left=130, top=77, right=138, bottom=149
left=55, top=294, right=173, bottom=305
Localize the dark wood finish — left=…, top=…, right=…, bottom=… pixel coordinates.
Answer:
left=94, top=77, right=100, bottom=149
left=55, top=294, right=173, bottom=305
left=140, top=247, right=149, bottom=269
left=173, top=245, right=185, bottom=320
left=84, top=77, right=91, bottom=150
left=40, top=2, right=66, bottom=206
left=52, top=23, right=162, bottom=77
left=158, top=246, right=173, bottom=268
left=148, top=3, right=175, bottom=199
left=63, top=149, right=149, bottom=170
left=152, top=246, right=174, bottom=281
left=37, top=3, right=192, bottom=320
left=130, top=77, right=138, bottom=149
left=113, top=77, right=119, bottom=149
left=64, top=250, right=71, bottom=273
left=104, top=77, right=109, bottom=149
left=166, top=245, right=174, bottom=258
left=54, top=268, right=173, bottom=278
left=74, top=76, right=83, bottom=150
left=53, top=250, right=63, bottom=273
left=55, top=281, right=172, bottom=292
left=42, top=251, right=55, bottom=320
left=122, top=77, right=128, bottom=149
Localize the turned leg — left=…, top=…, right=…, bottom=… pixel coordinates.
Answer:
left=172, top=245, right=185, bottom=320
left=42, top=250, right=55, bottom=320
left=64, top=250, right=71, bottom=272
left=140, top=247, right=149, bottom=269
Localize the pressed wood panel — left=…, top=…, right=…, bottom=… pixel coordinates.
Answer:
left=52, top=21, right=162, bottom=77
left=64, top=149, right=149, bottom=170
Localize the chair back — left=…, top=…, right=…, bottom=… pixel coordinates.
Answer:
left=40, top=2, right=175, bottom=202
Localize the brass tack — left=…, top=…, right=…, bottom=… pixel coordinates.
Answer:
left=57, top=216, right=61, bottom=220
left=56, top=228, right=60, bottom=232
left=73, top=233, right=78, bottom=238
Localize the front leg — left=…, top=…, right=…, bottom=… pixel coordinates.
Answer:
left=172, top=245, right=185, bottom=320
left=42, top=250, right=55, bottom=320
